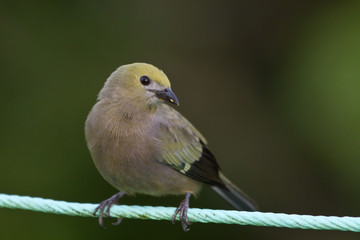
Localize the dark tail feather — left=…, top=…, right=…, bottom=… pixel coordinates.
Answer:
left=211, top=172, right=258, bottom=211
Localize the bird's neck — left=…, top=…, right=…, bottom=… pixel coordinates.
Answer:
left=101, top=98, right=159, bottom=121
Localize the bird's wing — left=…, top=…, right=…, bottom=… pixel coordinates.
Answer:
left=156, top=106, right=223, bottom=186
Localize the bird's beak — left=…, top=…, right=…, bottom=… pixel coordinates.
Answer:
left=154, top=88, right=179, bottom=106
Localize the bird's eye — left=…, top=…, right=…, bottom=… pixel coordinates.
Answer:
left=140, top=76, right=151, bottom=86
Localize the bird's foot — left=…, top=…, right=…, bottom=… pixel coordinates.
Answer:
left=94, top=192, right=125, bottom=228
left=172, top=192, right=192, bottom=232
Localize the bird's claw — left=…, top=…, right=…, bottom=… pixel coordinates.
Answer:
left=111, top=218, right=123, bottom=226
left=93, top=192, right=125, bottom=228
left=172, top=193, right=191, bottom=232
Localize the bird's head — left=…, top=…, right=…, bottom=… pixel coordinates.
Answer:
left=98, top=63, right=179, bottom=107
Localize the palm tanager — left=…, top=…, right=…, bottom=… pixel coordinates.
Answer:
left=85, top=63, right=257, bottom=231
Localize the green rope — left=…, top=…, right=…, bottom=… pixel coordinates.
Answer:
left=0, top=193, right=359, bottom=232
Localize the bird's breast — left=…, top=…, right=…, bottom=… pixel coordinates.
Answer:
left=86, top=102, right=201, bottom=196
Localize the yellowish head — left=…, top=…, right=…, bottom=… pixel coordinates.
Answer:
left=98, top=63, right=179, bottom=106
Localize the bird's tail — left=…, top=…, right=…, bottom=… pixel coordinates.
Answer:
left=211, top=172, right=258, bottom=211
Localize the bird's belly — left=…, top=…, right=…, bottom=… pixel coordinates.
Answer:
left=112, top=160, right=201, bottom=196
left=92, top=139, right=201, bottom=196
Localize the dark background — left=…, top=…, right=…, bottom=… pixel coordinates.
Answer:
left=1, top=1, right=359, bottom=239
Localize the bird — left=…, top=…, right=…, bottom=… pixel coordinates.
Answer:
left=85, top=63, right=257, bottom=231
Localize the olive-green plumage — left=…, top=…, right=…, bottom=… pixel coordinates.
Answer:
left=85, top=63, right=257, bottom=230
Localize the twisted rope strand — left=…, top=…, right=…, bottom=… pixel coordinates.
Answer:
left=0, top=194, right=359, bottom=232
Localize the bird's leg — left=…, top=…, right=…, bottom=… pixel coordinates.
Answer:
left=93, top=192, right=125, bottom=228
left=172, top=192, right=192, bottom=231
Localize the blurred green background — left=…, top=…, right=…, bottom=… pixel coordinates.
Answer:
left=1, top=1, right=360, bottom=239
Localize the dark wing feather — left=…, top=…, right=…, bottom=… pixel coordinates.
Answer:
left=157, top=106, right=223, bottom=186
left=183, top=141, right=224, bottom=186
